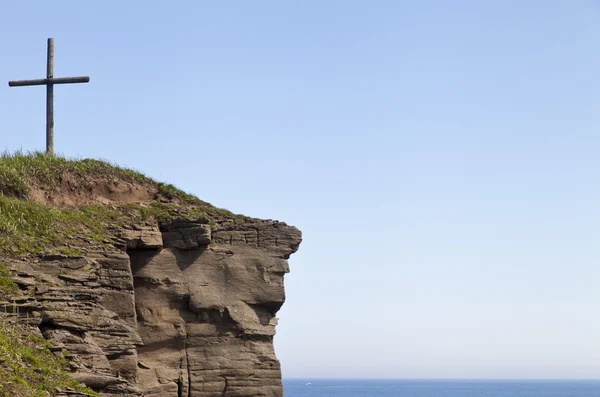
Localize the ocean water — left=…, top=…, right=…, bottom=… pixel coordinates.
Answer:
left=283, top=379, right=600, bottom=397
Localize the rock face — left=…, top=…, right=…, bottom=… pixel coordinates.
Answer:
left=4, top=220, right=301, bottom=397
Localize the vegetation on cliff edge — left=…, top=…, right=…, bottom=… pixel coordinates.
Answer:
left=0, top=319, right=100, bottom=397
left=0, top=150, right=209, bottom=204
left=0, top=151, right=250, bottom=256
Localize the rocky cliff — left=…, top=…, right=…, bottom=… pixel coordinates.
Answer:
left=0, top=153, right=301, bottom=397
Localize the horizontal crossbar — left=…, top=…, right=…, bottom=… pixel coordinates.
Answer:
left=8, top=76, right=90, bottom=87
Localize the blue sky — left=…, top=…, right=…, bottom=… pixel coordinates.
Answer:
left=2, top=1, right=600, bottom=379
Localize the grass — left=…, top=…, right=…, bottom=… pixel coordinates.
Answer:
left=157, top=182, right=205, bottom=205
left=0, top=166, right=29, bottom=199
left=0, top=319, right=100, bottom=397
left=0, top=196, right=228, bottom=255
left=0, top=263, right=18, bottom=298
left=0, top=150, right=218, bottom=206
left=0, top=151, right=252, bottom=256
left=0, top=150, right=154, bottom=199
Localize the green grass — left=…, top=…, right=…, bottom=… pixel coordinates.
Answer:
left=0, top=263, right=18, bottom=298
left=157, top=182, right=206, bottom=205
left=0, top=151, right=253, bottom=256
left=0, top=197, right=97, bottom=255
left=0, top=166, right=29, bottom=199
left=0, top=320, right=100, bottom=397
left=0, top=150, right=234, bottom=208
left=0, top=150, right=155, bottom=199
left=0, top=196, right=219, bottom=255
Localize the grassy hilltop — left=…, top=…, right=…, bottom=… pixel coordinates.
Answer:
left=0, top=151, right=250, bottom=257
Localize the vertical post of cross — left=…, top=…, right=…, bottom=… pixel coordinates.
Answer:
left=46, top=38, right=54, bottom=156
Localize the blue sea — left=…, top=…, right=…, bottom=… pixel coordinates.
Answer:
left=283, top=379, right=600, bottom=397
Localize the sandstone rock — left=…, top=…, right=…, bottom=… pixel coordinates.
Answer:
left=162, top=220, right=212, bottom=249
left=11, top=275, right=37, bottom=287
left=2, top=220, right=301, bottom=396
left=119, top=227, right=163, bottom=250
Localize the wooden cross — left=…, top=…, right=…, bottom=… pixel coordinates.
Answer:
left=8, top=38, right=90, bottom=156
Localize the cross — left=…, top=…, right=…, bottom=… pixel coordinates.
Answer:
left=8, top=38, right=90, bottom=156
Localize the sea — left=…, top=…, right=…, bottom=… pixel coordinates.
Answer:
left=283, top=379, right=600, bottom=397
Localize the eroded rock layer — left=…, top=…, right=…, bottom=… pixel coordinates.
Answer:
left=4, top=220, right=301, bottom=397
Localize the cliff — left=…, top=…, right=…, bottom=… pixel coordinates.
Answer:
left=0, top=152, right=301, bottom=397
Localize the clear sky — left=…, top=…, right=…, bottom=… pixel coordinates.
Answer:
left=2, top=0, right=600, bottom=380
